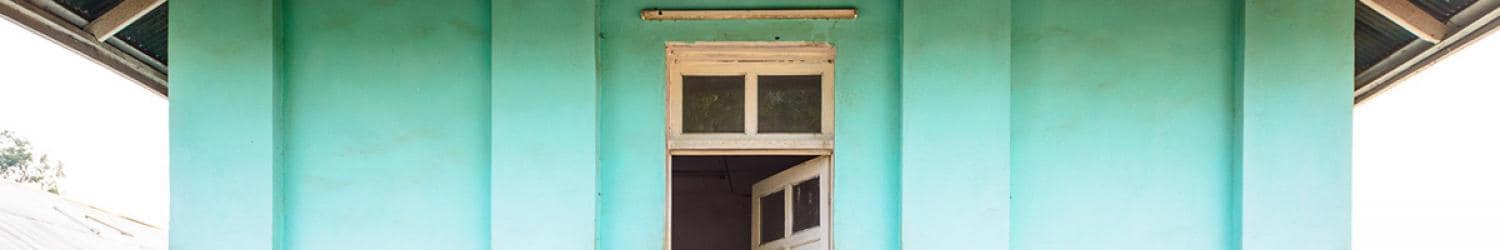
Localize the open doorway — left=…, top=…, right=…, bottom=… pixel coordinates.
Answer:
left=671, top=155, right=830, bottom=250
left=665, top=42, right=836, bottom=250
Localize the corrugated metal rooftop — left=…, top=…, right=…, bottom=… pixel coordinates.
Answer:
left=1354, top=0, right=1498, bottom=102
left=0, top=182, right=164, bottom=249
left=51, top=0, right=165, bottom=65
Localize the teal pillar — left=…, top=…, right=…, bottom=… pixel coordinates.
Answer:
left=168, top=0, right=282, bottom=248
left=492, top=0, right=598, bottom=249
left=277, top=1, right=491, bottom=248
left=1237, top=0, right=1352, bottom=249
left=900, top=0, right=1012, bottom=249
left=1012, top=1, right=1236, bottom=249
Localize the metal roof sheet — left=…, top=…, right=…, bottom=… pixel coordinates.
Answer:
left=1412, top=0, right=1478, bottom=21
left=1356, top=4, right=1420, bottom=75
left=53, top=0, right=120, bottom=21
left=0, top=182, right=163, bottom=250
left=113, top=3, right=164, bottom=65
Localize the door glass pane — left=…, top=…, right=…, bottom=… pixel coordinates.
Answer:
left=760, top=191, right=785, bottom=244
left=792, top=177, right=820, bottom=232
left=682, top=76, right=745, bottom=133
left=758, top=75, right=822, bottom=133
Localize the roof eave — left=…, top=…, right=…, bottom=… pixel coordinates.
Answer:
left=0, top=0, right=167, bottom=97
left=1356, top=0, right=1500, bottom=104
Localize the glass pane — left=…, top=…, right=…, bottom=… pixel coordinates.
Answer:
left=760, top=191, right=785, bottom=244
left=758, top=75, right=822, bottom=133
left=792, top=177, right=820, bottom=232
left=682, top=76, right=745, bottom=133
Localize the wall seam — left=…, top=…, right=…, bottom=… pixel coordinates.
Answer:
left=271, top=0, right=287, bottom=248
left=1230, top=1, right=1246, bottom=250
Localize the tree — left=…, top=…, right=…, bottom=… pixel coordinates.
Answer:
left=0, top=130, right=65, bottom=193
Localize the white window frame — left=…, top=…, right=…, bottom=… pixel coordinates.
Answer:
left=666, top=42, right=836, bottom=155
left=751, top=156, right=832, bottom=250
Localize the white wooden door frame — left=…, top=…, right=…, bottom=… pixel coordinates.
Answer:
left=664, top=153, right=834, bottom=250
left=663, top=41, right=837, bottom=250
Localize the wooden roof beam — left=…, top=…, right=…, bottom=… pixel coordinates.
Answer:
left=83, top=0, right=164, bottom=42
left=1361, top=0, right=1448, bottom=42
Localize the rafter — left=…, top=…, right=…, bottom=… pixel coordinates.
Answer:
left=1360, top=0, right=1448, bottom=42
left=83, top=0, right=165, bottom=42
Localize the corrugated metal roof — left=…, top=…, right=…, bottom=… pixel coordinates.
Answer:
left=1354, top=0, right=1500, bottom=102
left=49, top=0, right=166, bottom=67
left=53, top=0, right=120, bottom=21
left=1412, top=0, right=1478, bottom=21
left=113, top=3, right=165, bottom=65
left=1356, top=4, right=1419, bottom=75
left=0, top=182, right=163, bottom=250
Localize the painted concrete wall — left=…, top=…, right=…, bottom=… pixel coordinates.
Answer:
left=277, top=0, right=492, bottom=248
left=1240, top=1, right=1353, bottom=249
left=1011, top=1, right=1238, bottom=249
left=491, top=1, right=598, bottom=249
left=169, top=0, right=280, bottom=248
left=900, top=0, right=1012, bottom=249
left=170, top=0, right=1349, bottom=249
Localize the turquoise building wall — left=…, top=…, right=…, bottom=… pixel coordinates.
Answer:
left=1011, top=1, right=1237, bottom=248
left=170, top=0, right=1350, bottom=249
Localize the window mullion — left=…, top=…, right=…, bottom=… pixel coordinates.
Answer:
left=783, top=185, right=794, bottom=239
left=745, top=73, right=759, bottom=135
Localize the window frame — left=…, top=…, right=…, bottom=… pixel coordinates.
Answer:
left=666, top=42, right=836, bottom=154
left=749, top=156, right=832, bottom=250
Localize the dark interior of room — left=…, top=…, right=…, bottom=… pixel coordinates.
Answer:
left=671, top=155, right=815, bottom=250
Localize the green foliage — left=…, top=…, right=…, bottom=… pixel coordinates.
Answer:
left=0, top=130, right=65, bottom=193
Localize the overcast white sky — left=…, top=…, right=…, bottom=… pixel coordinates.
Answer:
left=3, top=13, right=1499, bottom=247
left=0, top=20, right=168, bottom=226
left=1353, top=31, right=1500, bottom=249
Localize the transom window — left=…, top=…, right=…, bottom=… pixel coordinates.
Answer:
left=666, top=42, right=835, bottom=153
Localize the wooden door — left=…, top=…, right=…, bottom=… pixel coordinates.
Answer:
left=751, top=156, right=830, bottom=250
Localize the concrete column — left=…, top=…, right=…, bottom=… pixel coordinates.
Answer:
left=491, top=0, right=598, bottom=249
left=168, top=0, right=283, bottom=248
left=1238, top=0, right=1353, bottom=249
left=900, top=0, right=1013, bottom=248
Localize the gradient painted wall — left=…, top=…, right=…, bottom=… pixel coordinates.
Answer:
left=169, top=0, right=1349, bottom=249
left=1011, top=0, right=1237, bottom=248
